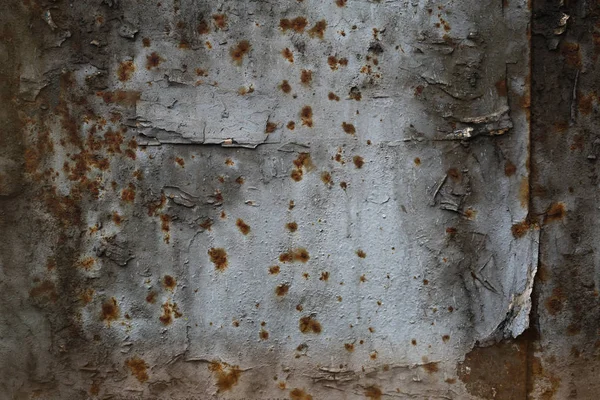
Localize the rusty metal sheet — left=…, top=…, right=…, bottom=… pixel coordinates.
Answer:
left=0, top=0, right=533, bottom=399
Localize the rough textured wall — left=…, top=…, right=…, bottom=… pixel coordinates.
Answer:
left=2, top=0, right=584, bottom=399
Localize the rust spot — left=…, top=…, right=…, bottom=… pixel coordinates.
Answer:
left=208, top=248, right=228, bottom=271
left=336, top=0, right=347, bottom=6
left=175, top=157, right=185, bottom=167
left=279, top=248, right=310, bottom=263
left=447, top=168, right=461, bottom=181
left=360, top=274, right=367, bottom=283
left=544, top=202, right=565, bottom=224
left=163, top=275, right=176, bottom=291
left=328, top=92, right=340, bottom=101
left=265, top=121, right=277, bottom=134
left=518, top=177, right=529, bottom=208
left=230, top=40, right=251, bottom=65
left=560, top=41, right=581, bottom=68
left=414, top=157, right=421, bottom=166
left=112, top=212, right=123, bottom=225
left=287, top=121, right=296, bottom=130
left=269, top=265, right=280, bottom=274
left=199, top=218, right=213, bottom=231
left=142, top=37, right=151, bottom=47
left=146, top=52, right=163, bottom=70
left=341, top=122, right=355, bottom=135
left=349, top=87, right=362, bottom=101
left=319, top=271, right=330, bottom=281
left=197, top=19, right=210, bottom=34
left=225, top=158, right=234, bottom=166
left=79, top=257, right=96, bottom=270
left=308, top=20, right=327, bottom=39
left=125, top=357, right=149, bottom=383
left=29, top=280, right=58, bottom=302
left=282, top=48, right=294, bottom=62
left=353, top=155, right=364, bottom=169
left=101, top=297, right=119, bottom=324
left=236, top=218, right=251, bottom=235
left=212, top=14, right=227, bottom=29
left=423, top=279, right=429, bottom=285
left=289, top=388, right=313, bottom=400
left=159, top=301, right=182, bottom=325
left=356, top=249, right=366, bottom=258
left=511, top=220, right=530, bottom=238
left=340, top=181, right=347, bottom=190
left=289, top=200, right=295, bottom=210
left=275, top=283, right=290, bottom=296
left=260, top=329, right=269, bottom=340
left=279, top=17, right=308, bottom=33
left=370, top=351, right=378, bottom=360
left=296, top=304, right=303, bottom=312
left=344, top=343, right=354, bottom=351
left=146, top=291, right=157, bottom=304
left=280, top=80, right=292, bottom=94
left=545, top=287, right=565, bottom=315
left=411, top=339, right=417, bottom=345
left=442, top=334, right=450, bottom=342
left=208, top=361, right=242, bottom=392
left=505, top=160, right=516, bottom=177
left=364, top=386, right=382, bottom=400
left=422, top=361, right=439, bottom=374
left=300, top=69, right=312, bottom=85
left=117, top=60, right=135, bottom=82
left=300, top=106, right=313, bottom=127
left=320, top=171, right=332, bottom=186
left=121, top=184, right=136, bottom=203
left=286, top=222, right=298, bottom=232
left=299, top=315, right=322, bottom=334
left=578, top=92, right=595, bottom=115
left=90, top=381, right=101, bottom=395
left=495, top=79, right=508, bottom=97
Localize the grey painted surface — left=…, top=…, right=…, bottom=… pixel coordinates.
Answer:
left=0, top=0, right=535, bottom=399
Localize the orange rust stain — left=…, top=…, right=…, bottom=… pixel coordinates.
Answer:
left=445, top=378, right=457, bottom=384
left=146, top=291, right=157, bottom=304
left=328, top=92, right=340, bottom=101
left=199, top=218, right=213, bottom=231
left=175, top=157, right=185, bottom=167
left=560, top=41, right=581, bottom=68
left=29, top=280, right=58, bottom=302
left=422, top=360, right=439, bottom=374
left=209, top=361, right=242, bottom=392
left=291, top=152, right=314, bottom=181
left=356, top=249, right=366, bottom=258
left=112, top=212, right=123, bottom=225
left=296, top=304, right=303, bottom=311
left=225, top=158, right=235, bottom=166
left=260, top=329, right=269, bottom=340
left=495, top=79, right=508, bottom=97
left=209, top=248, right=228, bottom=271
left=236, top=218, right=251, bottom=235
left=280, top=17, right=308, bottom=33
left=197, top=19, right=210, bottom=34
left=142, top=37, right=151, bottom=47
left=411, top=339, right=417, bottom=345
left=511, top=220, right=530, bottom=238
left=212, top=14, right=227, bottom=29
left=300, top=69, right=312, bottom=85
left=299, top=316, right=322, bottom=333
left=80, top=288, right=95, bottom=305
left=117, top=60, right=136, bottom=82
left=146, top=52, right=163, bottom=70
left=265, top=121, right=277, bottom=134
left=365, top=386, right=382, bottom=400
left=269, top=265, right=280, bottom=274
left=545, top=287, right=565, bottom=315
left=148, top=193, right=167, bottom=216
left=370, top=351, right=378, bottom=360
left=349, top=87, right=362, bottom=101
left=288, top=200, right=295, bottom=210
left=230, top=40, right=251, bottom=65
left=342, top=122, right=356, bottom=135
left=336, top=0, right=347, bottom=6
left=235, top=176, right=245, bottom=185
left=275, top=283, right=290, bottom=296
left=125, top=357, right=149, bottom=383
left=414, top=157, right=421, bottom=166
left=101, top=297, right=119, bottom=324
left=544, top=202, right=566, bottom=224
left=79, top=257, right=96, bottom=270
left=99, top=90, right=140, bottom=106
left=319, top=271, right=330, bottom=281
left=340, top=181, right=347, bottom=190
left=442, top=335, right=450, bottom=342
left=286, top=222, right=298, bottom=232
left=505, top=160, right=517, bottom=177
left=159, top=301, right=182, bottom=325
left=290, top=388, right=313, bottom=400
left=287, top=121, right=296, bottom=130
left=360, top=274, right=367, bottom=283
left=353, top=155, right=364, bottom=169
left=518, top=177, right=529, bottom=208
left=578, top=92, right=595, bottom=115
left=279, top=248, right=310, bottom=263
left=280, top=80, right=292, bottom=94
left=121, top=184, right=136, bottom=203
left=447, top=168, right=461, bottom=181
left=282, top=48, right=294, bottom=62
left=321, top=171, right=332, bottom=185
left=299, top=106, right=313, bottom=127
left=344, top=343, right=354, bottom=351
left=308, top=20, right=327, bottom=39
left=163, top=275, right=176, bottom=291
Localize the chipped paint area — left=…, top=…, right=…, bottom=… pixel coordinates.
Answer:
left=0, top=0, right=533, bottom=399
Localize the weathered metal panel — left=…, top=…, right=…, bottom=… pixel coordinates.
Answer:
left=0, top=0, right=537, bottom=399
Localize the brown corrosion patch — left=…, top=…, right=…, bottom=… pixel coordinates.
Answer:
left=545, top=287, right=565, bottom=315
left=209, top=361, right=242, bottom=392
left=213, top=14, right=227, bottom=29
left=319, top=271, right=329, bottom=281
left=353, top=155, right=364, bottom=169
left=342, top=122, right=355, bottom=135
left=117, top=60, right=135, bottom=82
left=163, top=275, right=176, bottom=291
left=511, top=220, right=530, bottom=238
left=199, top=218, right=213, bottom=231
left=560, top=41, right=581, bottom=68
left=280, top=80, right=292, bottom=93
left=142, top=37, right=151, bottom=47
left=159, top=301, right=182, bottom=325
left=230, top=40, right=251, bottom=65
left=101, top=297, right=119, bottom=325
left=146, top=291, right=157, bottom=304
left=121, top=184, right=136, bottom=203
left=287, top=121, right=296, bottom=130
left=146, top=52, right=163, bottom=70
left=505, top=160, right=516, bottom=176
left=321, top=171, right=332, bottom=186
left=328, top=92, right=340, bottom=101
left=29, top=280, right=58, bottom=302
left=518, top=177, right=529, bottom=208
left=208, top=248, right=228, bottom=271
left=280, top=17, right=308, bottom=33
left=125, top=357, right=149, bottom=383
left=364, top=386, right=382, bottom=400
left=422, top=361, right=439, bottom=374
left=290, top=388, right=313, bottom=400
left=344, top=343, right=354, bottom=351
left=291, top=152, right=314, bottom=181
left=279, top=248, right=310, bottom=263
left=282, top=48, right=294, bottom=62
left=356, top=249, right=366, bottom=258
left=269, top=265, right=280, bottom=274
left=544, top=202, right=566, bottom=224
left=300, top=106, right=313, bottom=127
left=336, top=0, right=347, bottom=6
left=275, top=283, right=290, bottom=296
left=260, top=329, right=269, bottom=340
left=265, top=121, right=277, bottom=134
left=299, top=316, right=322, bottom=333
left=308, top=20, right=327, bottom=39
left=458, top=339, right=528, bottom=399
left=286, top=222, right=298, bottom=232
left=495, top=79, right=508, bottom=97
left=236, top=218, right=251, bottom=235
left=300, top=69, right=312, bottom=85
left=349, top=87, right=362, bottom=101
